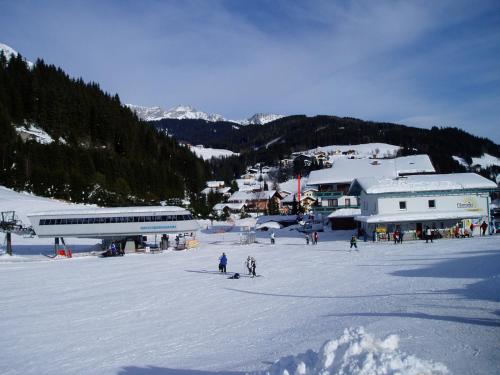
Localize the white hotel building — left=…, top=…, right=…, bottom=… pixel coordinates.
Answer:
left=349, top=173, right=497, bottom=240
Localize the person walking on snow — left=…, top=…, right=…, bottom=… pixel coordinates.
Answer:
left=251, top=257, right=256, bottom=277
left=245, top=256, right=252, bottom=275
left=350, top=235, right=358, bottom=251
left=305, top=233, right=310, bottom=245
left=219, top=252, right=228, bottom=274
left=270, top=231, right=275, bottom=245
left=425, top=226, right=433, bottom=243
left=480, top=221, right=488, bottom=236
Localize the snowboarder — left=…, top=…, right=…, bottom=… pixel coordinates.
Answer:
left=219, top=252, right=227, bottom=274
left=270, top=231, right=275, bottom=245
left=245, top=256, right=252, bottom=275
left=251, top=257, right=256, bottom=277
left=350, top=235, right=358, bottom=250
left=480, top=221, right=488, bottom=236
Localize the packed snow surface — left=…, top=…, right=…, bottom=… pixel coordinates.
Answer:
left=1, top=186, right=499, bottom=375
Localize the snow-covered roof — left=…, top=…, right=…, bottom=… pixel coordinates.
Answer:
left=206, top=181, right=224, bottom=188
left=228, top=190, right=277, bottom=202
left=353, top=173, right=497, bottom=194
left=308, top=159, right=397, bottom=185
left=328, top=208, right=361, bottom=218
left=278, top=177, right=309, bottom=194
left=307, top=155, right=436, bottom=186
left=213, top=203, right=246, bottom=211
left=201, top=187, right=231, bottom=195
left=28, top=206, right=187, bottom=217
left=256, top=221, right=282, bottom=230
left=356, top=210, right=485, bottom=223
left=394, top=155, right=435, bottom=174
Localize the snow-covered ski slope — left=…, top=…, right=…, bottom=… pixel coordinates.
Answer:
left=0, top=187, right=499, bottom=374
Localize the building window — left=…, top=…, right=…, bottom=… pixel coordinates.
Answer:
left=399, top=201, right=407, bottom=210
left=328, top=199, right=338, bottom=207
left=344, top=198, right=351, bottom=207
left=428, top=199, right=436, bottom=208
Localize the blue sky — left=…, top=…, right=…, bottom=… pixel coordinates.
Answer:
left=1, top=0, right=499, bottom=142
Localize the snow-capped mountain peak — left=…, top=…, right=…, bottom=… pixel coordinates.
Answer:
left=164, top=105, right=225, bottom=122
left=126, top=104, right=226, bottom=122
left=0, top=42, right=34, bottom=68
left=127, top=103, right=284, bottom=125
left=240, top=113, right=285, bottom=125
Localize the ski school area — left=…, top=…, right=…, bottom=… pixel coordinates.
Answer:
left=0, top=186, right=499, bottom=374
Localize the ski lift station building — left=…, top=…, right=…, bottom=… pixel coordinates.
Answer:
left=27, top=206, right=200, bottom=240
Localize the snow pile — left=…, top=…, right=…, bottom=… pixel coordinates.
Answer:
left=265, top=327, right=448, bottom=375
left=189, top=144, right=238, bottom=160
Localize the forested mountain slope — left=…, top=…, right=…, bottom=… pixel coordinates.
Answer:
left=153, top=115, right=500, bottom=178
left=0, top=53, right=210, bottom=205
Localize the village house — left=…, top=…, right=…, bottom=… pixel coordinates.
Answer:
left=349, top=173, right=498, bottom=241
left=201, top=181, right=232, bottom=198
left=306, top=154, right=436, bottom=228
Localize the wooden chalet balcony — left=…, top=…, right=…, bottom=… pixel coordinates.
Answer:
left=313, top=191, right=343, bottom=198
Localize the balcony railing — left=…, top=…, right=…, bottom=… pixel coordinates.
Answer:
left=312, top=205, right=360, bottom=214
left=313, top=191, right=343, bottom=198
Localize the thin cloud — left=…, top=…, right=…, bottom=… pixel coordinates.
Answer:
left=0, top=0, right=498, bottom=141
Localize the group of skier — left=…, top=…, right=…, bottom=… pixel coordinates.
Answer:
left=305, top=231, right=319, bottom=245
left=218, top=253, right=257, bottom=277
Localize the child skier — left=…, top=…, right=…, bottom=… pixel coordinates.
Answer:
left=350, top=235, right=358, bottom=251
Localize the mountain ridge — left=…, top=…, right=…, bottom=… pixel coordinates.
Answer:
left=126, top=103, right=284, bottom=125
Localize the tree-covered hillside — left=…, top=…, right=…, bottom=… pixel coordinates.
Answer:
left=153, top=115, right=500, bottom=179
left=0, top=53, right=210, bottom=205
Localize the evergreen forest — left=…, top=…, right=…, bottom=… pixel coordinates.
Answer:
left=0, top=52, right=210, bottom=206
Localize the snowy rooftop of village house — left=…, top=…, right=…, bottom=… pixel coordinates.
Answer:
left=278, top=177, right=309, bottom=194
left=394, top=154, right=435, bottom=175
left=352, top=173, right=498, bottom=195
left=227, top=190, right=277, bottom=202
left=307, top=155, right=436, bottom=186
left=201, top=187, right=231, bottom=195
left=327, top=208, right=362, bottom=218
left=206, top=180, right=225, bottom=188
left=212, top=202, right=246, bottom=211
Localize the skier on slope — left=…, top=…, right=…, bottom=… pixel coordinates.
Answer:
left=251, top=257, right=257, bottom=277
left=219, top=252, right=228, bottom=274
left=349, top=235, right=358, bottom=251
left=270, top=231, right=275, bottom=245
left=245, top=256, right=252, bottom=275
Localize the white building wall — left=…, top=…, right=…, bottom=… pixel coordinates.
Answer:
left=377, top=193, right=489, bottom=216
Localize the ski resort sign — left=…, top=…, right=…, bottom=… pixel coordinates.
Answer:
left=456, top=196, right=480, bottom=211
